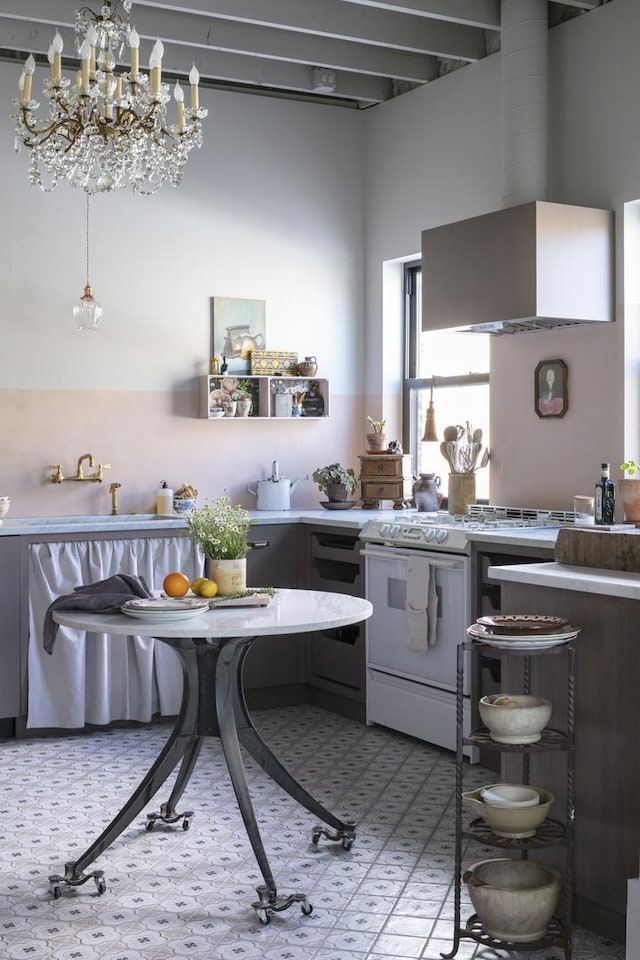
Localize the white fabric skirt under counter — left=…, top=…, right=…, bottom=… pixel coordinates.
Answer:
left=27, top=537, right=200, bottom=729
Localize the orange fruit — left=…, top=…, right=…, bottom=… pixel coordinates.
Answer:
left=163, top=572, right=190, bottom=597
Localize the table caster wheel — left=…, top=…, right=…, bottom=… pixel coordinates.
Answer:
left=145, top=820, right=155, bottom=832
left=301, top=899, right=313, bottom=916
left=95, top=876, right=107, bottom=895
left=51, top=882, right=62, bottom=900
left=182, top=817, right=191, bottom=831
left=342, top=837, right=354, bottom=851
left=257, top=908, right=270, bottom=925
left=311, top=829, right=321, bottom=846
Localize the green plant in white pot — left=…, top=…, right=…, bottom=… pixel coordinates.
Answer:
left=312, top=463, right=357, bottom=502
left=619, top=460, right=640, bottom=524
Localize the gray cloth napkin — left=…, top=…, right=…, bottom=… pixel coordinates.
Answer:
left=43, top=573, right=152, bottom=654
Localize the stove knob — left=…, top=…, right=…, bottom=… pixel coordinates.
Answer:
left=379, top=523, right=391, bottom=537
left=389, top=524, right=401, bottom=538
left=435, top=528, right=448, bottom=542
left=424, top=528, right=437, bottom=541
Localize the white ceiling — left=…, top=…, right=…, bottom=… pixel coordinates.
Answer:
left=0, top=0, right=611, bottom=109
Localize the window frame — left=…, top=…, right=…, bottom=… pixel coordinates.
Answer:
left=402, top=260, right=490, bottom=478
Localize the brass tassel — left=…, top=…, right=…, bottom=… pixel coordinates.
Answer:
left=422, top=382, right=438, bottom=442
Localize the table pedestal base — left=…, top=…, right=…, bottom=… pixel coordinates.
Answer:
left=48, top=633, right=356, bottom=923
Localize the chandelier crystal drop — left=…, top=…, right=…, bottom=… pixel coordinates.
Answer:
left=12, top=0, right=207, bottom=195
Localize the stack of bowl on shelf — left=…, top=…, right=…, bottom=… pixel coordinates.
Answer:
left=461, top=612, right=580, bottom=946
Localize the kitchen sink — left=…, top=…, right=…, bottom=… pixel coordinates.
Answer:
left=7, top=514, right=186, bottom=529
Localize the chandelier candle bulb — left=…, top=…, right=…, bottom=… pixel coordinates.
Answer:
left=174, top=82, right=185, bottom=131
left=80, top=39, right=91, bottom=90
left=189, top=64, right=200, bottom=112
left=150, top=39, right=163, bottom=97
left=128, top=26, right=140, bottom=78
left=86, top=24, right=97, bottom=77
left=51, top=31, right=63, bottom=86
left=21, top=55, right=35, bottom=105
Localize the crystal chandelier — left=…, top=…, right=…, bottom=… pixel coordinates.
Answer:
left=12, top=0, right=207, bottom=195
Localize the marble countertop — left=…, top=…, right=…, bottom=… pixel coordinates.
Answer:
left=489, top=560, right=640, bottom=600
left=0, top=508, right=403, bottom=537
left=0, top=507, right=562, bottom=550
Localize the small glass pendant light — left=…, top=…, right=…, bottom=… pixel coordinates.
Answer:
left=73, top=194, right=103, bottom=332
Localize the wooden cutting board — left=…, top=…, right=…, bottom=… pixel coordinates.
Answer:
left=555, top=526, right=640, bottom=572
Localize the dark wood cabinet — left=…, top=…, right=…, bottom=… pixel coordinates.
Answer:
left=500, top=579, right=633, bottom=945
left=243, top=523, right=305, bottom=696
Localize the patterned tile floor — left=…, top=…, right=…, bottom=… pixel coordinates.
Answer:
left=0, top=705, right=625, bottom=960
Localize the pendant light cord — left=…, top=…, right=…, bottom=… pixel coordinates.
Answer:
left=85, top=193, right=91, bottom=287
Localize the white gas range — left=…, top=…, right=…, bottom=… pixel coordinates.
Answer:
left=360, top=506, right=572, bottom=753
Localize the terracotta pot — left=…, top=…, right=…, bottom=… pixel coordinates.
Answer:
left=235, top=398, right=252, bottom=417
left=619, top=479, right=640, bottom=524
left=208, top=558, right=247, bottom=595
left=367, top=432, right=387, bottom=452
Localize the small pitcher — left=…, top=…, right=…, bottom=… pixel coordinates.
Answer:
left=413, top=473, right=443, bottom=512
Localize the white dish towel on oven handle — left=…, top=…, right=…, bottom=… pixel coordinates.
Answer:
left=405, top=554, right=438, bottom=652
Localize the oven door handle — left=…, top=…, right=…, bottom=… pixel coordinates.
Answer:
left=362, top=545, right=464, bottom=569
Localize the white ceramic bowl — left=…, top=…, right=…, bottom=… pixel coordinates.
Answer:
left=463, top=786, right=554, bottom=838
left=479, top=694, right=552, bottom=744
left=0, top=497, right=10, bottom=521
left=480, top=784, right=540, bottom=808
left=209, top=408, right=225, bottom=418
left=465, top=858, right=561, bottom=943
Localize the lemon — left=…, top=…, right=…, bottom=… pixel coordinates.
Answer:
left=199, top=579, right=219, bottom=598
left=191, top=577, right=206, bottom=596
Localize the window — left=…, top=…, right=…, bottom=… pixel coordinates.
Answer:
left=403, top=262, right=491, bottom=501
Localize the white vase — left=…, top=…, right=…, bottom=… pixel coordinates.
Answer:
left=208, top=557, right=247, bottom=595
left=235, top=398, right=252, bottom=417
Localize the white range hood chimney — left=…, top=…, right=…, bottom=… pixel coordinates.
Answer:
left=500, top=0, right=548, bottom=207
left=422, top=0, right=614, bottom=335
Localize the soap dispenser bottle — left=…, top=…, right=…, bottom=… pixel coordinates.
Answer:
left=156, top=481, right=174, bottom=516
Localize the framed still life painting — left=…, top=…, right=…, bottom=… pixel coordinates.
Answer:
left=211, top=297, right=266, bottom=375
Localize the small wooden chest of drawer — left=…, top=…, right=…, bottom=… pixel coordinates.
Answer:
left=359, top=453, right=411, bottom=479
left=359, top=454, right=413, bottom=509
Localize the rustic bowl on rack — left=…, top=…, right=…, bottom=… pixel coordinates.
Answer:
left=479, top=694, right=552, bottom=744
left=465, top=858, right=562, bottom=943
left=463, top=785, right=554, bottom=838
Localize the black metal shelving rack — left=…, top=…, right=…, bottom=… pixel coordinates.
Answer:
left=442, top=636, right=576, bottom=960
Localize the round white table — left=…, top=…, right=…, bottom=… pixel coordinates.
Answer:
left=50, top=589, right=372, bottom=924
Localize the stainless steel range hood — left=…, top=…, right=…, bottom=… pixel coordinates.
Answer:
left=421, top=201, right=615, bottom=335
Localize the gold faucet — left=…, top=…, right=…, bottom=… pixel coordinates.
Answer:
left=47, top=454, right=111, bottom=483
left=109, top=482, right=121, bottom=515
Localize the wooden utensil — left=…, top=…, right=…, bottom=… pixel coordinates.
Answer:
left=443, top=425, right=458, bottom=442
left=440, top=441, right=455, bottom=470
left=479, top=448, right=490, bottom=469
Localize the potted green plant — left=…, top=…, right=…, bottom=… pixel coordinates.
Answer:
left=620, top=460, right=640, bottom=523
left=233, top=379, right=254, bottom=417
left=366, top=416, right=387, bottom=452
left=186, top=496, right=253, bottom=593
left=312, top=463, right=358, bottom=502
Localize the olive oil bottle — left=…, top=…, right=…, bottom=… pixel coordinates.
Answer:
left=594, top=462, right=615, bottom=525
